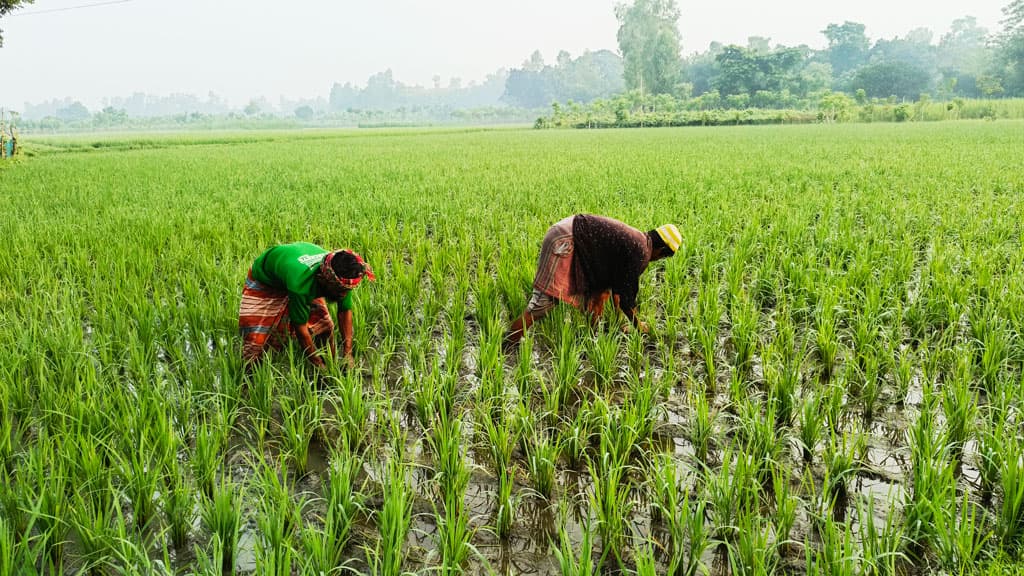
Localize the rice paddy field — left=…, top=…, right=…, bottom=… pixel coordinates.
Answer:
left=3, top=121, right=1024, bottom=576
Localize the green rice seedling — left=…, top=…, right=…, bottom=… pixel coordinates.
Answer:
left=526, top=431, right=558, bottom=501
left=813, top=290, right=840, bottom=379
left=626, top=321, right=649, bottom=372
left=997, top=437, right=1024, bottom=550
left=116, top=435, right=164, bottom=531
left=280, top=390, right=321, bottom=476
left=427, top=409, right=468, bottom=499
left=695, top=281, right=721, bottom=385
left=437, top=365, right=461, bottom=418
left=766, top=348, right=800, bottom=429
left=539, top=376, right=564, bottom=429
left=933, top=491, right=991, bottom=574
left=857, top=496, right=904, bottom=576
left=941, top=364, right=977, bottom=468
left=410, top=365, right=439, bottom=431
left=588, top=329, right=620, bottom=386
left=978, top=421, right=1004, bottom=502
left=162, top=462, right=196, bottom=550
left=253, top=458, right=304, bottom=576
left=0, top=414, right=14, bottom=477
left=23, top=439, right=69, bottom=566
left=823, top=381, right=846, bottom=435
left=625, top=371, right=662, bottom=444
left=199, top=478, right=242, bottom=574
left=892, top=345, right=914, bottom=407
left=475, top=279, right=503, bottom=343
left=70, top=480, right=124, bottom=575
left=598, top=401, right=641, bottom=466
left=513, top=330, right=536, bottom=398
left=648, top=452, right=679, bottom=526
left=667, top=491, right=712, bottom=576
left=192, top=416, right=226, bottom=499
left=587, top=450, right=633, bottom=568
left=433, top=460, right=476, bottom=576
left=706, top=446, right=759, bottom=542
left=366, top=453, right=414, bottom=576
left=772, top=466, right=798, bottom=554
left=301, top=444, right=363, bottom=575
left=0, top=516, right=20, bottom=576
left=649, top=452, right=708, bottom=574
left=513, top=397, right=536, bottom=456
left=480, top=406, right=515, bottom=476
left=0, top=469, right=27, bottom=548
left=558, top=405, right=592, bottom=470
left=64, top=430, right=115, bottom=512
left=493, top=465, right=519, bottom=541
left=729, top=290, right=759, bottom=374
left=689, top=383, right=717, bottom=465
left=976, top=313, right=1010, bottom=396
left=327, top=445, right=364, bottom=555
left=727, top=368, right=747, bottom=415
left=849, top=314, right=879, bottom=375
left=444, top=317, right=466, bottom=376
left=329, top=370, right=371, bottom=453
left=736, top=398, right=780, bottom=486
left=552, top=507, right=598, bottom=576
left=194, top=533, right=230, bottom=576
left=798, top=390, right=824, bottom=464
left=904, top=399, right=957, bottom=557
left=634, top=542, right=658, bottom=576
left=215, top=369, right=243, bottom=435
left=553, top=319, right=583, bottom=404
left=823, top=429, right=863, bottom=506
left=729, top=508, right=776, bottom=576
left=246, top=367, right=276, bottom=445
left=848, top=343, right=880, bottom=420
left=807, top=518, right=858, bottom=576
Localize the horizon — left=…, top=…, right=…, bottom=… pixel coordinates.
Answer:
left=0, top=0, right=1010, bottom=111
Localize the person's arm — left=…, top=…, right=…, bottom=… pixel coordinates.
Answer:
left=613, top=276, right=648, bottom=333
left=294, top=323, right=325, bottom=367
left=339, top=309, right=354, bottom=362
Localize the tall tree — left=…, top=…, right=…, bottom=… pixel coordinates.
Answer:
left=615, top=0, right=683, bottom=95
left=822, top=21, right=870, bottom=79
left=849, top=61, right=931, bottom=100
left=938, top=16, right=992, bottom=97
left=998, top=0, right=1024, bottom=94
left=0, top=0, right=34, bottom=46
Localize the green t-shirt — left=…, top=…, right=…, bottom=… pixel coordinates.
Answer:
left=251, top=242, right=354, bottom=324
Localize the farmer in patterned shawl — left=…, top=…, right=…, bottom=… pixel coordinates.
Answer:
left=239, top=242, right=375, bottom=369
left=504, top=215, right=680, bottom=346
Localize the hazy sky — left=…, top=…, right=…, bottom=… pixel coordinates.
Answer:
left=0, top=0, right=1011, bottom=109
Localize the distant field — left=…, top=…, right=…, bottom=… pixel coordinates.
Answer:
left=2, top=122, right=1024, bottom=575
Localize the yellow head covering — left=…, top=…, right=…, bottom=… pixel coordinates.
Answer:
left=656, top=224, right=682, bottom=253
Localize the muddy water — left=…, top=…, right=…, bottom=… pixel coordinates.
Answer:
left=145, top=323, right=971, bottom=576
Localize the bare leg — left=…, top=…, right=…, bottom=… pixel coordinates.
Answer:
left=586, top=290, right=611, bottom=326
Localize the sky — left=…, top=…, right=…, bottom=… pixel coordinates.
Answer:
left=0, top=0, right=1012, bottom=110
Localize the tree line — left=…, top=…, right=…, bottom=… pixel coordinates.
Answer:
left=8, top=0, right=1024, bottom=130
left=517, top=0, right=1024, bottom=111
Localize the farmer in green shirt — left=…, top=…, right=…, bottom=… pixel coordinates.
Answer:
left=239, top=242, right=375, bottom=369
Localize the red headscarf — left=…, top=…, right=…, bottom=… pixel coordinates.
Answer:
left=321, top=249, right=376, bottom=291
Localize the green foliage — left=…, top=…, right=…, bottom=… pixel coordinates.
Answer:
left=3, top=123, right=1024, bottom=574
left=615, top=0, right=683, bottom=95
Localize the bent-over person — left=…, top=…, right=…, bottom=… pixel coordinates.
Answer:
left=505, top=214, right=680, bottom=346
left=239, top=242, right=374, bottom=369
